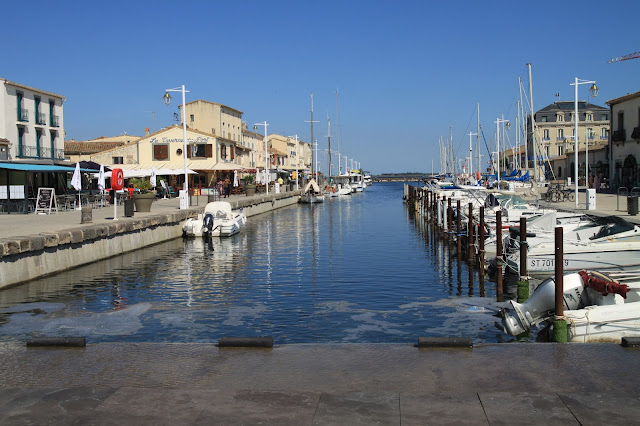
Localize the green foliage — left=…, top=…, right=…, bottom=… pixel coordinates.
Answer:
left=243, top=174, right=255, bottom=184
left=130, top=177, right=153, bottom=192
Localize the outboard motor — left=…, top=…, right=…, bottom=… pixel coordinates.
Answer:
left=501, top=273, right=586, bottom=335
left=202, top=213, right=214, bottom=237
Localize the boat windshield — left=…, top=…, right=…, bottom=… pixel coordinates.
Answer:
left=589, top=217, right=636, bottom=240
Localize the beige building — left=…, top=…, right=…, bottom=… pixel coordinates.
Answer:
left=91, top=125, right=244, bottom=189
left=607, top=90, right=640, bottom=190
left=0, top=78, right=65, bottom=162
left=65, top=134, right=141, bottom=163
left=530, top=101, right=609, bottom=183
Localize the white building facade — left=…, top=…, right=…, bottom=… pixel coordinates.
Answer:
left=0, top=78, right=65, bottom=162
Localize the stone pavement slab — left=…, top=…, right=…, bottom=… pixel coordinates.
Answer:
left=312, top=392, right=399, bottom=425
left=400, top=393, right=488, bottom=425
left=558, top=393, right=640, bottom=426
left=480, top=392, right=579, bottom=425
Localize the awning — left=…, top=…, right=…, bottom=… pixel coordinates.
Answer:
left=93, top=168, right=197, bottom=179
left=209, top=162, right=245, bottom=171
left=0, top=163, right=94, bottom=172
left=279, top=165, right=299, bottom=171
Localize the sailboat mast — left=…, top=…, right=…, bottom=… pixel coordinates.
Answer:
left=477, top=103, right=480, bottom=179
left=519, top=76, right=528, bottom=174
left=527, top=63, right=537, bottom=182
left=335, top=88, right=341, bottom=174
left=327, top=116, right=332, bottom=183
left=310, top=93, right=315, bottom=179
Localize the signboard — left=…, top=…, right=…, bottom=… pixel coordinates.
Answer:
left=34, top=187, right=57, bottom=215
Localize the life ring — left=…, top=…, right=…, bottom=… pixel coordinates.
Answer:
left=112, top=168, right=124, bottom=190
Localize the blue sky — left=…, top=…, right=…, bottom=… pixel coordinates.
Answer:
left=3, top=0, right=639, bottom=174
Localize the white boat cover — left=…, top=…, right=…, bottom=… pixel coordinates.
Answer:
left=204, top=201, right=233, bottom=219
left=303, top=179, right=321, bottom=193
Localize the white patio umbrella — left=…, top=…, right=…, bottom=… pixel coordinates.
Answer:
left=97, top=165, right=106, bottom=191
left=151, top=167, right=157, bottom=188
left=233, top=170, right=238, bottom=187
left=71, top=162, right=82, bottom=210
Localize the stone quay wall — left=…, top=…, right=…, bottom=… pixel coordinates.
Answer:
left=0, top=191, right=301, bottom=289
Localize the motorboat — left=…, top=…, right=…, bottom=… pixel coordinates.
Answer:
left=300, top=179, right=324, bottom=204
left=500, top=269, right=640, bottom=342
left=506, top=216, right=640, bottom=276
left=182, top=201, right=246, bottom=238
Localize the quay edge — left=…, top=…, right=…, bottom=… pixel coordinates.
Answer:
left=0, top=191, right=301, bottom=289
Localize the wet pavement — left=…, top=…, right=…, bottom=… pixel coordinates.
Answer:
left=1, top=342, right=639, bottom=424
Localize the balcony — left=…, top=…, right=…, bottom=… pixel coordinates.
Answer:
left=612, top=130, right=626, bottom=143
left=18, top=109, right=29, bottom=122
left=50, top=115, right=60, bottom=127
left=632, top=127, right=640, bottom=141
left=36, top=112, right=47, bottom=125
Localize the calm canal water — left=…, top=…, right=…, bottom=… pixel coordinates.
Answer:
left=0, top=182, right=520, bottom=344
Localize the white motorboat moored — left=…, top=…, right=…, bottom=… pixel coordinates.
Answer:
left=182, top=201, right=246, bottom=238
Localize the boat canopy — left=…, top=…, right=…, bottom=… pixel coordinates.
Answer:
left=303, top=179, right=320, bottom=194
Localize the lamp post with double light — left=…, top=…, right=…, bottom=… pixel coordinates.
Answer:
left=163, top=85, right=190, bottom=208
left=254, top=122, right=269, bottom=194
left=570, top=78, right=598, bottom=208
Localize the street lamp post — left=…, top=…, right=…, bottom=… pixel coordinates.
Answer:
left=163, top=85, right=190, bottom=208
left=254, top=122, right=269, bottom=195
left=494, top=117, right=510, bottom=187
left=288, top=134, right=300, bottom=191
left=570, top=77, right=598, bottom=208
left=585, top=127, right=594, bottom=188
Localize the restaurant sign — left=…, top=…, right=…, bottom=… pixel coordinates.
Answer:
left=149, top=136, right=211, bottom=144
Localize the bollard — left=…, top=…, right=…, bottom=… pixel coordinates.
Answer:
left=27, top=337, right=86, bottom=347
left=553, top=227, right=567, bottom=343
left=517, top=216, right=530, bottom=303
left=218, top=337, right=274, bottom=348
left=468, top=202, right=474, bottom=262
left=80, top=206, right=92, bottom=224
left=496, top=210, right=503, bottom=297
left=456, top=199, right=462, bottom=257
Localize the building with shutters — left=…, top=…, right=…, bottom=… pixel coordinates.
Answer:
left=607, top=90, right=640, bottom=190
left=0, top=78, right=65, bottom=163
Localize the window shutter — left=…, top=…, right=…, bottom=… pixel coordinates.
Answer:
left=230, top=146, right=235, bottom=160
left=187, top=146, right=192, bottom=158
left=205, top=144, right=213, bottom=158
left=154, top=145, right=168, bottom=160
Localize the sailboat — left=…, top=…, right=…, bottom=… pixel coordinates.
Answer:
left=300, top=178, right=323, bottom=203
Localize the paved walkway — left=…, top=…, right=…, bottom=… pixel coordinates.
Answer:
left=1, top=342, right=639, bottom=424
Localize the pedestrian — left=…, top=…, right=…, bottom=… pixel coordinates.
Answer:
left=217, top=179, right=223, bottom=197
left=224, top=177, right=231, bottom=198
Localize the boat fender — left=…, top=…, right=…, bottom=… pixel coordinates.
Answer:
left=578, top=270, right=629, bottom=299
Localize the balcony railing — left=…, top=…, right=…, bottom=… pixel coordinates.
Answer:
left=18, top=109, right=29, bottom=122
left=50, top=115, right=60, bottom=127
left=36, top=112, right=47, bottom=125
left=16, top=145, right=62, bottom=159
left=612, top=130, right=626, bottom=142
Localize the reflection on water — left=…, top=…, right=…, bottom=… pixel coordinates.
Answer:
left=0, top=182, right=529, bottom=344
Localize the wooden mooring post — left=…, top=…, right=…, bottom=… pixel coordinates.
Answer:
left=517, top=216, right=529, bottom=303
left=479, top=207, right=486, bottom=297
left=495, top=210, right=503, bottom=298
left=467, top=202, right=474, bottom=262
left=553, top=226, right=567, bottom=343
left=456, top=199, right=462, bottom=257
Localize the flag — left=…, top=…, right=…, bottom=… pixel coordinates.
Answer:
left=98, top=165, right=106, bottom=191
left=151, top=168, right=157, bottom=188
left=71, top=162, right=81, bottom=191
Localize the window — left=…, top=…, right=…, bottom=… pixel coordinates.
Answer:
left=543, top=129, right=550, bottom=140
left=558, top=166, right=562, bottom=178
left=113, top=156, right=123, bottom=164
left=540, top=116, right=547, bottom=122
left=586, top=113, right=593, bottom=121
left=558, top=145, right=564, bottom=156
left=190, top=114, right=194, bottom=122
left=221, top=144, right=227, bottom=160
left=557, top=114, right=564, bottom=122
left=618, top=112, right=624, bottom=132
left=601, top=128, right=609, bottom=138
left=601, top=113, right=608, bottom=121
left=557, top=129, right=564, bottom=140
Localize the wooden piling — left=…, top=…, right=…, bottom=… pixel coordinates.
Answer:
left=456, top=199, right=462, bottom=257
left=447, top=197, right=452, bottom=241
left=553, top=226, right=567, bottom=343
left=496, top=210, right=503, bottom=297
left=517, top=216, right=530, bottom=303
left=468, top=202, right=474, bottom=262
left=479, top=207, right=485, bottom=273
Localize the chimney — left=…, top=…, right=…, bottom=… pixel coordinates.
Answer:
left=145, top=127, right=150, bottom=136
